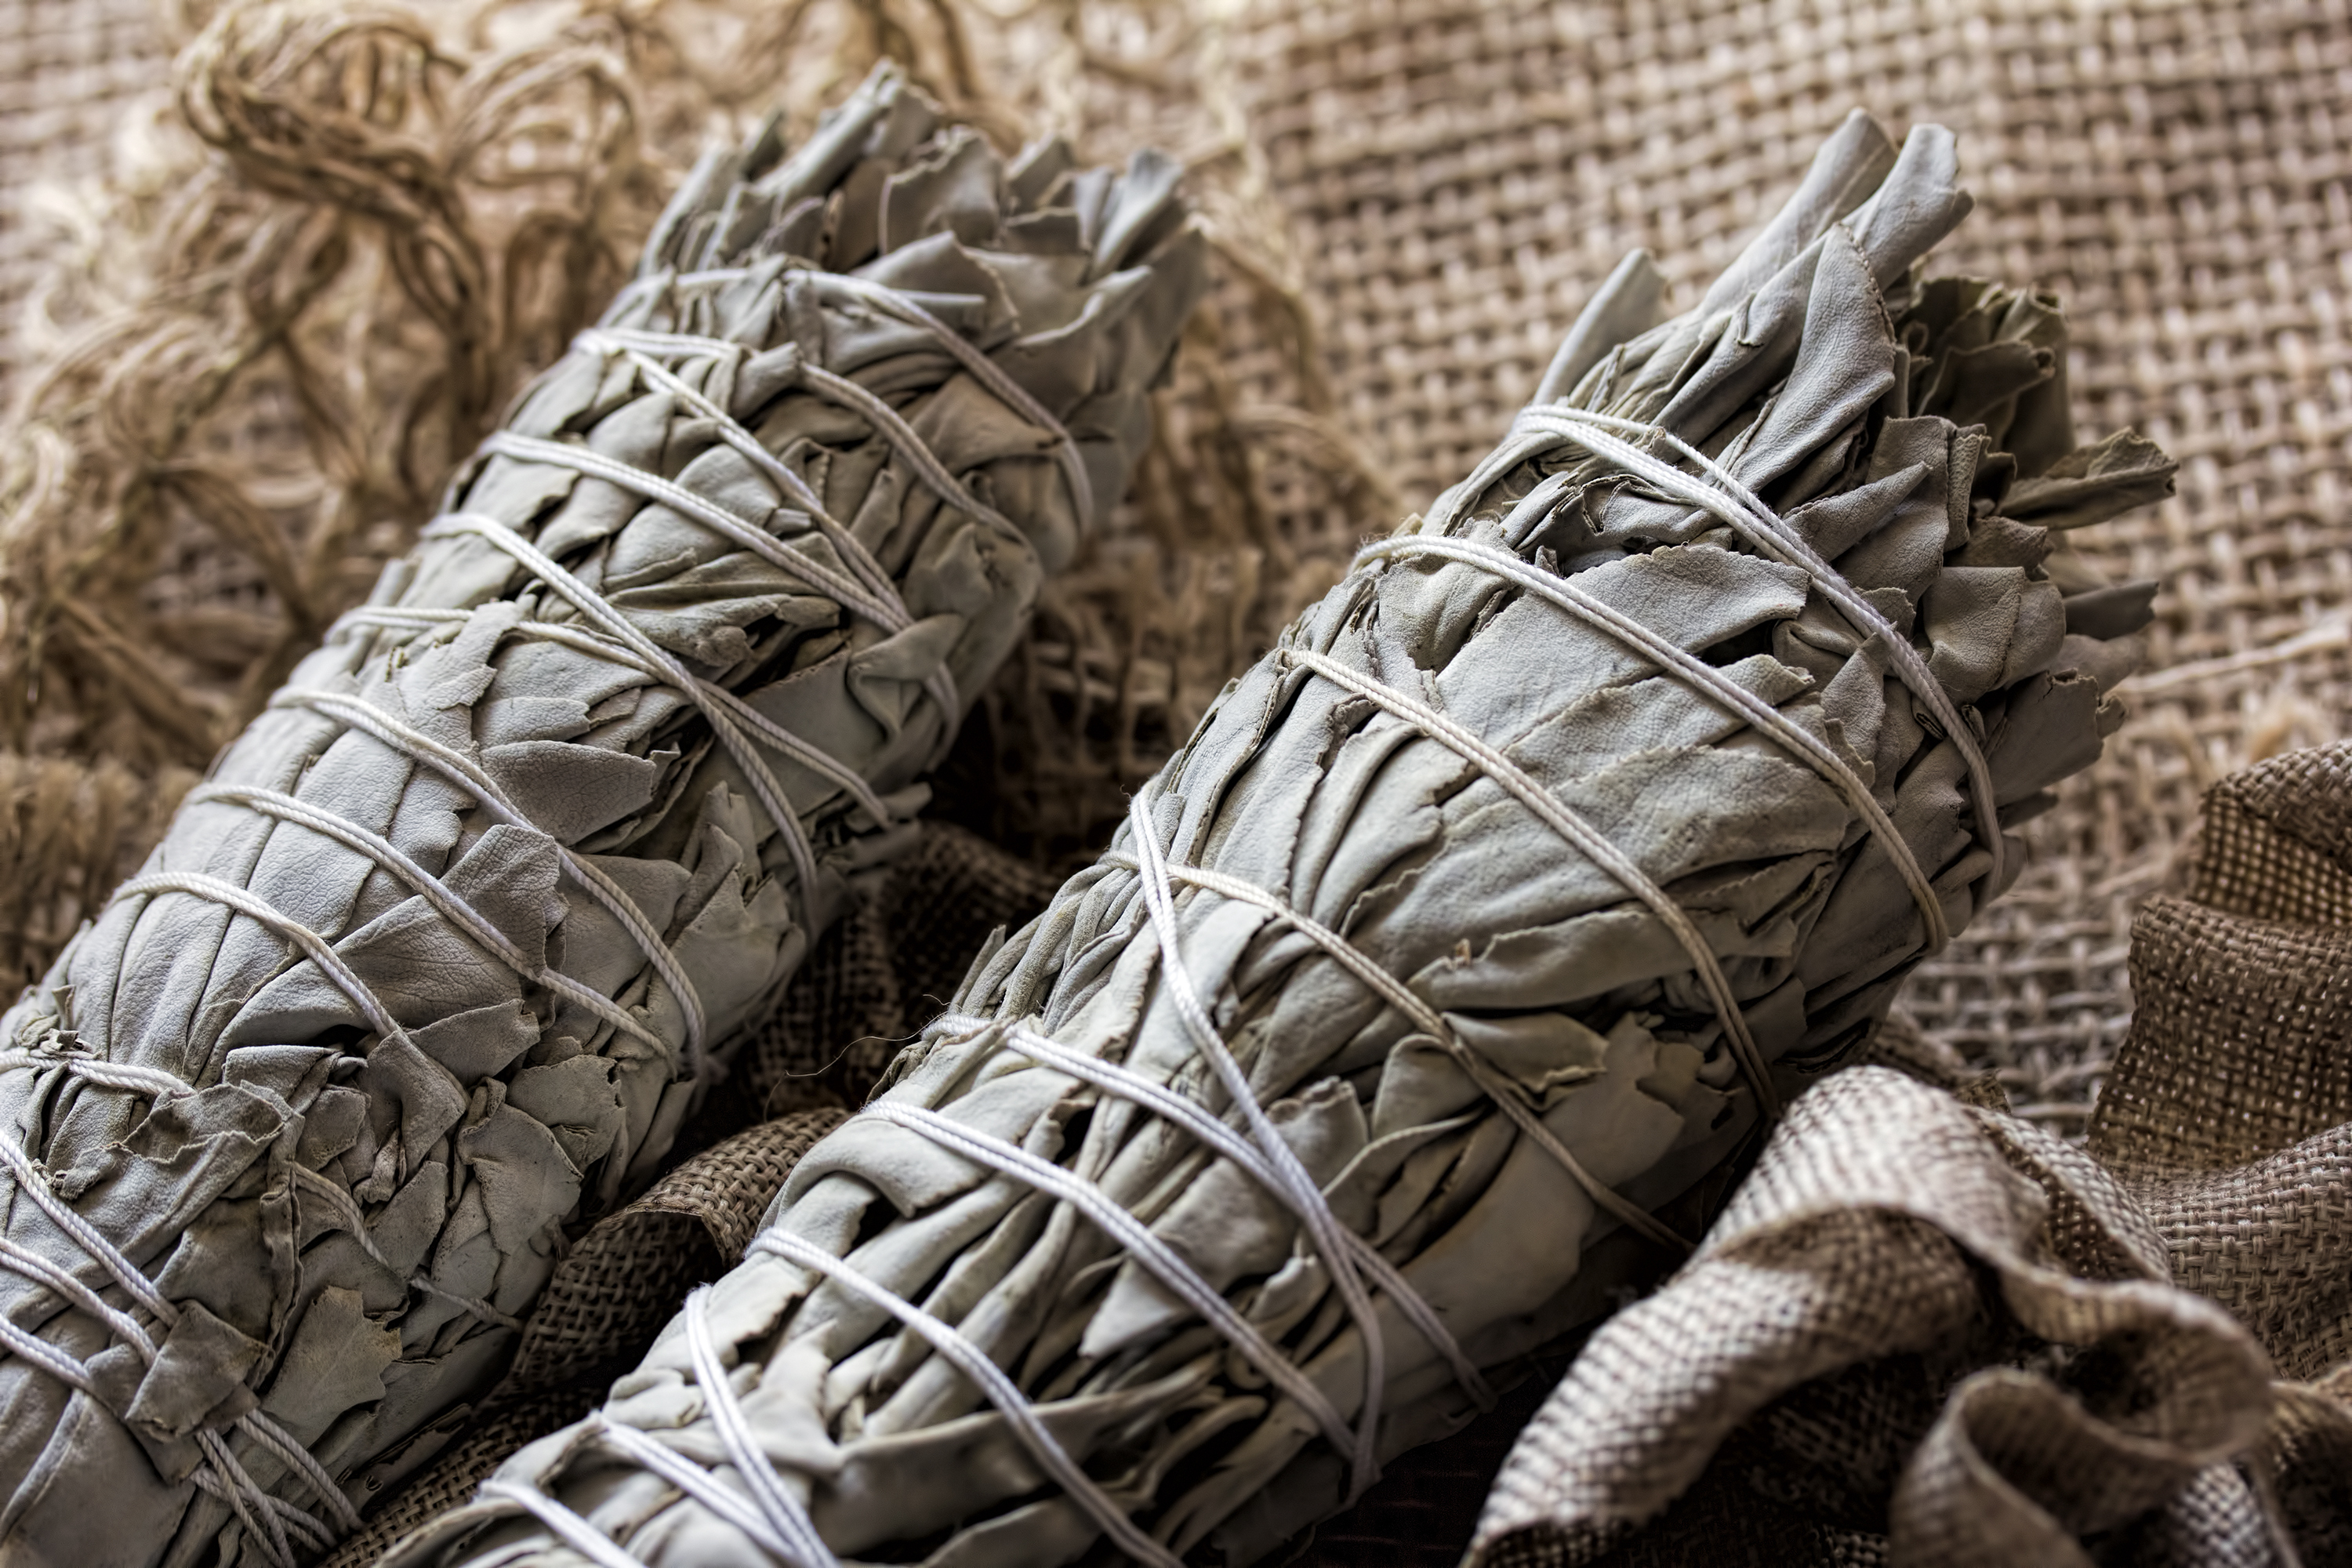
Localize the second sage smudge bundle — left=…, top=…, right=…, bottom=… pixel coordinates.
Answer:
left=398, top=114, right=2173, bottom=1567
left=0, top=65, right=1202, bottom=1568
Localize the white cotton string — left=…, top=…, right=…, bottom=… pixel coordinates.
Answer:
left=1359, top=533, right=1951, bottom=950
left=0, top=1233, right=159, bottom=1357
left=792, top=362, right=1031, bottom=543
left=573, top=326, right=1029, bottom=550
left=188, top=783, right=666, bottom=1055
left=572, top=328, right=963, bottom=732
left=866, top=1101, right=1359, bottom=1458
left=0, top=1050, right=187, bottom=1099
left=591, top=1414, right=828, bottom=1567
left=0, top=1310, right=98, bottom=1396
left=679, top=1287, right=838, bottom=1568
left=0, top=1053, right=364, bottom=1534
left=331, top=604, right=894, bottom=831
left=1447, top=403, right=2005, bottom=895
left=193, top=1428, right=300, bottom=1567
left=0, top=1122, right=176, bottom=1321
left=753, top=1229, right=1187, bottom=1568
left=421, top=514, right=818, bottom=895
left=1086, top=854, right=1695, bottom=1252
left=937, top=1011, right=1493, bottom=1410
left=0, top=1116, right=339, bottom=1567
left=478, top=429, right=901, bottom=630
left=469, top=1298, right=843, bottom=1568
left=480, top=1480, right=650, bottom=1568
left=425, top=510, right=891, bottom=826
left=1122, top=795, right=1388, bottom=1501
left=1280, top=645, right=1783, bottom=1121
left=1525, top=405, right=2004, bottom=888
left=271, top=686, right=710, bottom=1073
left=229, top=1408, right=365, bottom=1535
left=203, top=1426, right=332, bottom=1559
left=815, top=276, right=1094, bottom=528
left=9, top=977, right=517, bottom=1400
left=290, top=1167, right=524, bottom=1333
left=0, top=1277, right=325, bottom=1568
left=648, top=267, right=1094, bottom=528
left=576, top=330, right=906, bottom=612
left=118, top=873, right=414, bottom=1059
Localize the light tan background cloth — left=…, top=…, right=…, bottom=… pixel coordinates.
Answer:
left=4, top=0, right=2351, bottom=1562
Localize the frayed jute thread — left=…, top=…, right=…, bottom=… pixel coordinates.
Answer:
left=0, top=0, right=1385, bottom=988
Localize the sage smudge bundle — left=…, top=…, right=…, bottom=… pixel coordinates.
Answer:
left=390, top=113, right=2173, bottom=1568
left=0, top=64, right=1203, bottom=1568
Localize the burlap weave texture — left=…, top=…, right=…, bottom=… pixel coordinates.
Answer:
left=1465, top=740, right=2352, bottom=1567
left=6, top=0, right=2352, bottom=1562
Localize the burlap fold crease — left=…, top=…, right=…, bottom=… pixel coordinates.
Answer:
left=1470, top=739, right=2352, bottom=1568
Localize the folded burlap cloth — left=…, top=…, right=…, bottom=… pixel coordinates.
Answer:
left=1466, top=739, right=2352, bottom=1567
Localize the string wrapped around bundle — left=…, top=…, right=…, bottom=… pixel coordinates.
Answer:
left=387, top=112, right=2176, bottom=1568
left=0, top=64, right=1204, bottom=1568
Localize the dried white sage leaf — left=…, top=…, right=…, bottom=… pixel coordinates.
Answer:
left=0, top=64, right=1203, bottom=1568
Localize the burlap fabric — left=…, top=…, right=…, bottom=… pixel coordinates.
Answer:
left=1464, top=739, right=2352, bottom=1567
left=0, top=0, right=167, bottom=380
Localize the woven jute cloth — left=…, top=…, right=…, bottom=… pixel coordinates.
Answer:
left=0, top=0, right=166, bottom=378
left=1465, top=739, right=2352, bottom=1567
left=6, top=0, right=2352, bottom=1563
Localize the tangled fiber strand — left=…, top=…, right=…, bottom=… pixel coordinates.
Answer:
left=0, top=0, right=1385, bottom=989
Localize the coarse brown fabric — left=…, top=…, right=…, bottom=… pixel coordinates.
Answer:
left=1462, top=739, right=2352, bottom=1567
left=0, top=0, right=168, bottom=382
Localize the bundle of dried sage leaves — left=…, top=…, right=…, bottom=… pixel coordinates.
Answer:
left=0, top=64, right=1203, bottom=1568
left=396, top=114, right=2173, bottom=1568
